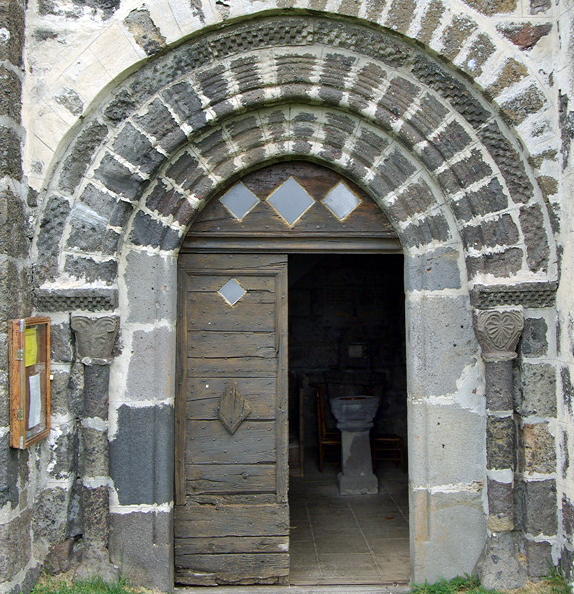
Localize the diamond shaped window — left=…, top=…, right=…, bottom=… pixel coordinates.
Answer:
left=220, top=182, right=259, bottom=220
left=218, top=279, right=246, bottom=306
left=322, top=182, right=361, bottom=220
left=267, top=177, right=315, bottom=226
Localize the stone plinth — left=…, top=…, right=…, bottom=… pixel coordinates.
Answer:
left=330, top=396, right=380, bottom=495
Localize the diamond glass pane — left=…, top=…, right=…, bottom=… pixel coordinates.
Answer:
left=220, top=182, right=259, bottom=220
left=322, top=182, right=361, bottom=220
left=218, top=278, right=246, bottom=306
left=267, top=177, right=315, bottom=226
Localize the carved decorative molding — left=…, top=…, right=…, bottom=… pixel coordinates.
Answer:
left=218, top=384, right=252, bottom=435
left=475, top=309, right=523, bottom=361
left=472, top=282, right=557, bottom=309
left=71, top=316, right=120, bottom=364
left=35, top=288, right=118, bottom=312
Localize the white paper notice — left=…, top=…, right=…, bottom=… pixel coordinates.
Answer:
left=28, top=374, right=42, bottom=428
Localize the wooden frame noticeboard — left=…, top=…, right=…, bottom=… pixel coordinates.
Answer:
left=9, top=317, right=51, bottom=449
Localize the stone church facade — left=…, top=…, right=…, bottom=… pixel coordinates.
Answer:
left=1, top=0, right=574, bottom=591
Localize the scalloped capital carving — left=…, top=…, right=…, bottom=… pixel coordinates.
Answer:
left=475, top=309, right=523, bottom=361
left=71, top=315, right=119, bottom=363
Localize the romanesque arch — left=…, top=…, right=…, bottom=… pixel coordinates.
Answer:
left=31, top=13, right=557, bottom=590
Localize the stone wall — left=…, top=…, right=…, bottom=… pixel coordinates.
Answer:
left=555, top=0, right=574, bottom=580
left=0, top=0, right=41, bottom=591
left=23, top=10, right=555, bottom=585
left=0, top=0, right=572, bottom=591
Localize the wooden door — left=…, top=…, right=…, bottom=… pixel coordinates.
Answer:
left=175, top=253, right=289, bottom=585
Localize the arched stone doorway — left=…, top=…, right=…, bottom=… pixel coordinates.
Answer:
left=31, top=12, right=557, bottom=591
left=175, top=161, right=406, bottom=585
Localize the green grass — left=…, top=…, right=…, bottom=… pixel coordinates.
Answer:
left=545, top=567, right=572, bottom=594
left=410, top=572, right=572, bottom=594
left=29, top=577, right=145, bottom=594
left=411, top=574, right=499, bottom=594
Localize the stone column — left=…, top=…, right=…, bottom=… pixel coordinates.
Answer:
left=71, top=315, right=120, bottom=582
left=474, top=309, right=526, bottom=589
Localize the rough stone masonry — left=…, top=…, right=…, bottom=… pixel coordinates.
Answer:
left=0, top=0, right=573, bottom=592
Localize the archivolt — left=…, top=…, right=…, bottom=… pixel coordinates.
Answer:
left=34, top=14, right=556, bottom=288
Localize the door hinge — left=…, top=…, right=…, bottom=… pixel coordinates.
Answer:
left=15, top=348, right=23, bottom=361
left=16, top=409, right=24, bottom=421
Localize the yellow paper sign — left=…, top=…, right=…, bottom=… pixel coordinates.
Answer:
left=25, top=327, right=38, bottom=367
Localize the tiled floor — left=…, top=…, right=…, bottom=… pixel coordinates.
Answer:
left=289, top=461, right=410, bottom=586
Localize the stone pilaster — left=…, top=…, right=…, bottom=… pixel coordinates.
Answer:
left=474, top=309, right=526, bottom=589
left=70, top=315, right=120, bottom=583
left=0, top=0, right=36, bottom=590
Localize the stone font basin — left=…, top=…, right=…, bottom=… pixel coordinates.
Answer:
left=330, top=395, right=380, bottom=432
left=329, top=394, right=380, bottom=495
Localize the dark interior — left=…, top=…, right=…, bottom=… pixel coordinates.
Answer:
left=288, top=253, right=407, bottom=472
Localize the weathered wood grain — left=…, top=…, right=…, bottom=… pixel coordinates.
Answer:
left=185, top=463, right=276, bottom=494
left=186, top=377, right=276, bottom=420
left=185, top=236, right=401, bottom=253
left=187, top=330, right=276, bottom=359
left=185, top=493, right=279, bottom=505
left=180, top=253, right=287, bottom=270
left=186, top=420, right=276, bottom=464
left=175, top=555, right=288, bottom=586
left=186, top=160, right=395, bottom=239
left=187, top=295, right=275, bottom=331
left=185, top=274, right=275, bottom=292
left=175, top=268, right=188, bottom=504
left=275, top=262, right=289, bottom=503
left=175, top=535, right=288, bottom=555
left=174, top=502, right=289, bottom=537
left=175, top=552, right=289, bottom=574
left=176, top=250, right=288, bottom=584
left=187, top=356, right=277, bottom=377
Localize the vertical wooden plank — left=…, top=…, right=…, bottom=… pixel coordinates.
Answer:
left=9, top=319, right=24, bottom=449
left=176, top=253, right=289, bottom=585
left=276, top=262, right=289, bottom=503
left=175, top=268, right=188, bottom=505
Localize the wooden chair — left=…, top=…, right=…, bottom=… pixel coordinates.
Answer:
left=371, top=433, right=404, bottom=470
left=316, top=385, right=341, bottom=471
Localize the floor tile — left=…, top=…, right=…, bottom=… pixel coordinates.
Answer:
left=315, top=531, right=370, bottom=554
left=289, top=460, right=410, bottom=585
left=311, top=515, right=360, bottom=532
left=318, top=552, right=380, bottom=572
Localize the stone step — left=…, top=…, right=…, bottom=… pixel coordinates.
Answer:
left=177, top=584, right=411, bottom=594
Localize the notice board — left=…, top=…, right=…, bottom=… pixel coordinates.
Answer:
left=9, top=317, right=51, bottom=449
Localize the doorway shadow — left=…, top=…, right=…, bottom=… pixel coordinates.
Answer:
left=288, top=253, right=408, bottom=585
left=289, top=458, right=409, bottom=585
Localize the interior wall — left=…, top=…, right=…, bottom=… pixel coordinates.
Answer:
left=289, top=254, right=406, bottom=450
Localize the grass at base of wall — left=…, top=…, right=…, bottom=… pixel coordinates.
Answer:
left=411, top=571, right=571, bottom=594
left=29, top=576, right=153, bottom=594
left=30, top=570, right=572, bottom=594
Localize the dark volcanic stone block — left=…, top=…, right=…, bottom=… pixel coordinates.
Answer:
left=112, top=123, right=164, bottom=174
left=94, top=153, right=145, bottom=201
left=59, top=123, right=108, bottom=193
left=109, top=404, right=174, bottom=505
left=487, top=415, right=515, bottom=470
left=522, top=479, right=557, bottom=536
left=521, top=317, right=548, bottom=357
left=129, top=211, right=181, bottom=250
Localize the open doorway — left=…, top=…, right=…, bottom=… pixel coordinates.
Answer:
left=288, top=254, right=409, bottom=585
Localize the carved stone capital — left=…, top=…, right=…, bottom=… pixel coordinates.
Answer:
left=475, top=309, right=523, bottom=361
left=71, top=316, right=119, bottom=364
